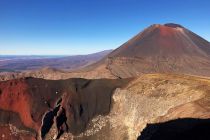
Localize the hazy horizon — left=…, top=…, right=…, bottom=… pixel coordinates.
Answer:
left=0, top=0, right=210, bottom=55
left=0, top=49, right=112, bottom=56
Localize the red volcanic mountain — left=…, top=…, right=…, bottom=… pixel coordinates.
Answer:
left=109, top=23, right=210, bottom=57
left=86, top=23, right=210, bottom=78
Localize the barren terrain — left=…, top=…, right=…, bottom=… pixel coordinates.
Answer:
left=1, top=74, right=210, bottom=139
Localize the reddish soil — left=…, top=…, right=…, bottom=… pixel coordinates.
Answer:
left=0, top=77, right=130, bottom=139
left=0, top=79, right=39, bottom=131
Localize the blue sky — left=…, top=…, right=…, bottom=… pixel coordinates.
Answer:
left=0, top=0, right=209, bottom=55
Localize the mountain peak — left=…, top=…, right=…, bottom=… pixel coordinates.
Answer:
left=150, top=23, right=183, bottom=29
left=164, top=23, right=183, bottom=28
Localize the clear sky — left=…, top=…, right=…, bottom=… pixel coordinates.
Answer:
left=0, top=0, right=209, bottom=55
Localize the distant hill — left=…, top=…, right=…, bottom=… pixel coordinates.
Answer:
left=0, top=50, right=112, bottom=72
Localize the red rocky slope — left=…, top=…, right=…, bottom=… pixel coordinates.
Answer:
left=0, top=77, right=130, bottom=139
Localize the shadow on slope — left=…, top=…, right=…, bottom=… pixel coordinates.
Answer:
left=138, top=118, right=210, bottom=140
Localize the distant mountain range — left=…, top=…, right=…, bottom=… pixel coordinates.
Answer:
left=0, top=50, right=112, bottom=72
